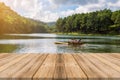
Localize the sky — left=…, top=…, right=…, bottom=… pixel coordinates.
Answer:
left=0, top=0, right=120, bottom=22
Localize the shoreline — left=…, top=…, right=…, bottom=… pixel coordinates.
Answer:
left=56, top=32, right=120, bottom=36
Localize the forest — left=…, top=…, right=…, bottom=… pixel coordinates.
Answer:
left=56, top=9, right=120, bottom=34
left=0, top=2, right=47, bottom=34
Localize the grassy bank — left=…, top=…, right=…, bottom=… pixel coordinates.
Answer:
left=57, top=32, right=120, bottom=36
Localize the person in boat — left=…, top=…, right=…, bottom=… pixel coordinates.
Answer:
left=78, top=39, right=81, bottom=43
left=69, top=38, right=81, bottom=44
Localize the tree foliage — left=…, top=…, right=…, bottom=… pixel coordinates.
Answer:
left=56, top=9, right=120, bottom=34
left=0, top=3, right=47, bottom=34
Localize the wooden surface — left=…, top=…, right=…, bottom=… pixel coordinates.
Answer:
left=0, top=53, right=120, bottom=80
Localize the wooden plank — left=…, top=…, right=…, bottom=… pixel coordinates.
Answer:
left=0, top=53, right=10, bottom=59
left=73, top=54, right=108, bottom=79
left=64, top=54, right=87, bottom=80
left=90, top=54, right=120, bottom=75
left=0, top=54, right=24, bottom=67
left=0, top=54, right=38, bottom=78
left=109, top=53, right=120, bottom=59
left=0, top=54, right=30, bottom=72
left=33, top=54, right=57, bottom=79
left=0, top=54, right=16, bottom=61
left=95, top=54, right=120, bottom=68
left=53, top=54, right=67, bottom=80
left=96, top=54, right=120, bottom=66
left=0, top=53, right=119, bottom=79
left=13, top=54, right=48, bottom=79
left=83, top=54, right=120, bottom=78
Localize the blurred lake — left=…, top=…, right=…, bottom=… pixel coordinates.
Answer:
left=0, top=33, right=120, bottom=53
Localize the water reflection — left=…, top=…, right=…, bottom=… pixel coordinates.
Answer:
left=0, top=39, right=57, bottom=53
left=0, top=44, right=18, bottom=53
left=15, top=39, right=58, bottom=53
left=0, top=34, right=120, bottom=53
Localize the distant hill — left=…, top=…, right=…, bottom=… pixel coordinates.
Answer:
left=46, top=22, right=57, bottom=33
left=47, top=22, right=56, bottom=27
left=0, top=2, right=47, bottom=34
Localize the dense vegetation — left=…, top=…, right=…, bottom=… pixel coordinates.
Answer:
left=47, top=22, right=57, bottom=33
left=0, top=3, right=47, bottom=34
left=56, top=9, right=120, bottom=34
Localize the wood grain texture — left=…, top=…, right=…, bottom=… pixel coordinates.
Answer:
left=0, top=53, right=119, bottom=80
left=53, top=54, right=67, bottom=80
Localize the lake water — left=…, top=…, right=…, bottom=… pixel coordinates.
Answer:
left=0, top=33, right=120, bottom=53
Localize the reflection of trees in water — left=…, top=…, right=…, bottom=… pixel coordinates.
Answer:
left=97, top=45, right=113, bottom=53
left=68, top=45, right=84, bottom=52
left=0, top=35, right=41, bottom=39
left=0, top=44, right=18, bottom=53
left=103, top=45, right=120, bottom=53
left=86, top=44, right=120, bottom=53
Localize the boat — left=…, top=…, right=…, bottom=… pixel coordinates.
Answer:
left=68, top=41, right=84, bottom=45
left=55, top=41, right=84, bottom=45
left=55, top=42, right=68, bottom=45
